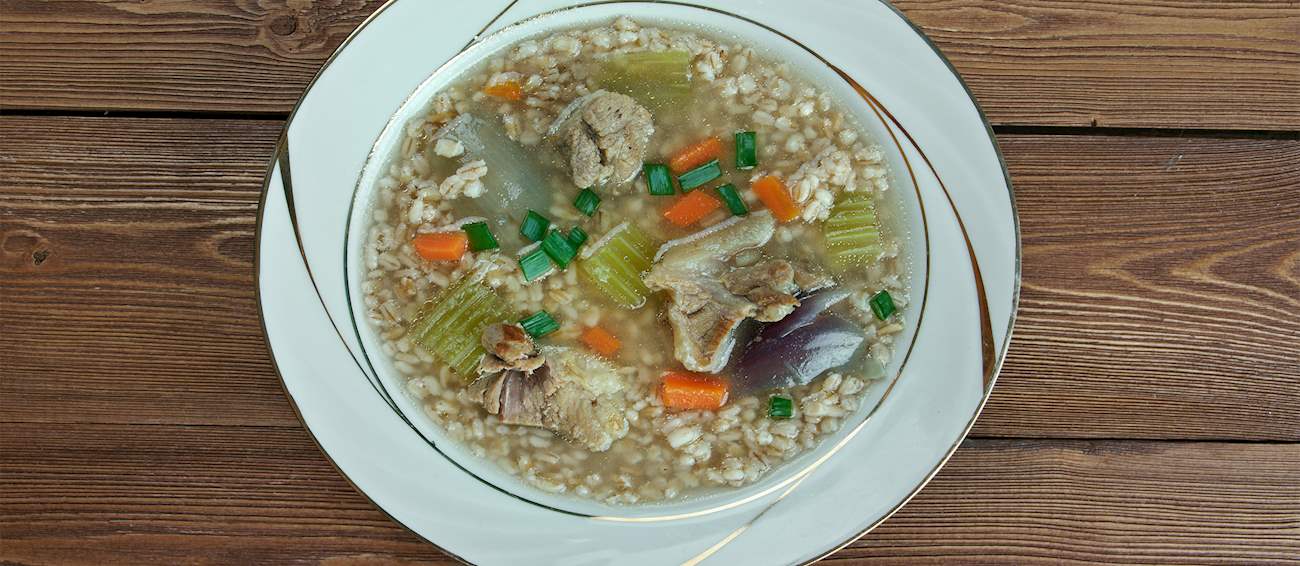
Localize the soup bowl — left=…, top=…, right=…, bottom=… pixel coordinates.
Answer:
left=259, top=0, right=1017, bottom=562
left=346, top=2, right=927, bottom=520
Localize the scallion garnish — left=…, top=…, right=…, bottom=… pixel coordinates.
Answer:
left=461, top=221, right=499, bottom=251
left=768, top=396, right=793, bottom=419
left=518, top=248, right=552, bottom=281
left=519, top=210, right=551, bottom=243
left=541, top=229, right=578, bottom=269
left=573, top=188, right=601, bottom=216
left=869, top=290, right=896, bottom=320
left=677, top=159, right=722, bottom=191
left=519, top=310, right=560, bottom=339
left=567, top=226, right=589, bottom=249
left=644, top=163, right=676, bottom=195
left=715, top=183, right=749, bottom=216
left=735, top=131, right=757, bottom=169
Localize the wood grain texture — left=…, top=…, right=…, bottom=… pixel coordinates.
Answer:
left=2, top=1, right=1299, bottom=129
left=973, top=133, right=1300, bottom=440
left=0, top=0, right=385, bottom=114
left=0, top=116, right=293, bottom=427
left=2, top=425, right=1297, bottom=565
left=892, top=0, right=1300, bottom=130
left=3, top=116, right=1298, bottom=439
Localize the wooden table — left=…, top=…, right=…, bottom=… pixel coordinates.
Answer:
left=2, top=1, right=1298, bottom=563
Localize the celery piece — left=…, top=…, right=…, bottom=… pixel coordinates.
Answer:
left=578, top=222, right=659, bottom=308
left=408, top=276, right=512, bottom=378
left=823, top=193, right=884, bottom=271
left=596, top=50, right=692, bottom=109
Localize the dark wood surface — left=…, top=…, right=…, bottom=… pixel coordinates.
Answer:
left=2, top=1, right=1299, bottom=564
left=2, top=0, right=1299, bottom=129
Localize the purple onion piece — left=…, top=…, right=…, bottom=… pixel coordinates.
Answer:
left=760, top=287, right=853, bottom=341
left=733, top=314, right=866, bottom=393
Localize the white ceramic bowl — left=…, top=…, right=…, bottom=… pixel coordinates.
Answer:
left=258, top=1, right=1019, bottom=563
left=346, top=2, right=929, bottom=521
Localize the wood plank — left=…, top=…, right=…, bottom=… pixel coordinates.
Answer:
left=0, top=0, right=386, bottom=115
left=0, top=116, right=294, bottom=427
left=2, top=424, right=1296, bottom=564
left=832, top=439, right=1300, bottom=564
left=892, top=0, right=1300, bottom=130
left=971, top=133, right=1300, bottom=440
left=2, top=117, right=1298, bottom=439
left=2, top=1, right=1299, bottom=130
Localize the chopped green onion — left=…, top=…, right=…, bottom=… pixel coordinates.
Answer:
left=768, top=396, right=793, bottom=419
left=518, top=247, right=553, bottom=281
left=869, top=290, right=896, bottom=320
left=567, top=226, right=589, bottom=248
left=519, top=210, right=551, bottom=243
left=461, top=221, right=499, bottom=251
left=541, top=229, right=578, bottom=269
left=573, top=188, right=601, bottom=216
left=715, top=183, right=749, bottom=216
left=644, top=163, right=676, bottom=195
left=678, top=159, right=722, bottom=191
left=735, top=131, right=757, bottom=169
left=519, top=310, right=560, bottom=339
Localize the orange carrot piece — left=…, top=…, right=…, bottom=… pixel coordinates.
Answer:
left=580, top=326, right=622, bottom=357
left=663, top=190, right=722, bottom=227
left=412, top=232, right=469, bottom=261
left=751, top=175, right=799, bottom=222
left=669, top=136, right=724, bottom=175
left=483, top=80, right=524, bottom=101
left=660, top=372, right=729, bottom=411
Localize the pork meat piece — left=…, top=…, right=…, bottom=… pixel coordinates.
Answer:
left=722, top=260, right=834, bottom=322
left=471, top=346, right=628, bottom=452
left=478, top=322, right=545, bottom=374
left=643, top=211, right=778, bottom=372
left=549, top=91, right=654, bottom=189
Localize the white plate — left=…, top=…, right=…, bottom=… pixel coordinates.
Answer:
left=257, top=1, right=1019, bottom=563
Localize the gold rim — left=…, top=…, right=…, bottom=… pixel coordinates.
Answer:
left=254, top=0, right=1021, bottom=563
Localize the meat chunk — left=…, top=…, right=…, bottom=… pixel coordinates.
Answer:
left=478, top=322, right=545, bottom=374
left=643, top=212, right=778, bottom=372
left=722, top=261, right=833, bottom=322
left=549, top=91, right=654, bottom=189
left=471, top=346, right=628, bottom=451
left=722, top=261, right=799, bottom=322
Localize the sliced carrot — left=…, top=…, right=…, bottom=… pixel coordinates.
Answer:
left=663, top=190, right=722, bottom=227
left=412, top=232, right=468, bottom=261
left=580, top=326, right=622, bottom=358
left=669, top=136, right=724, bottom=175
left=483, top=80, right=524, bottom=101
left=751, top=175, right=799, bottom=222
left=660, top=371, right=729, bottom=411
